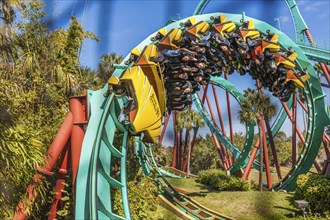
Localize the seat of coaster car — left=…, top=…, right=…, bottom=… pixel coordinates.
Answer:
left=247, top=38, right=259, bottom=48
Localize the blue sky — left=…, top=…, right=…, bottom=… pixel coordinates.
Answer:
left=42, top=0, right=329, bottom=68
left=42, top=0, right=329, bottom=146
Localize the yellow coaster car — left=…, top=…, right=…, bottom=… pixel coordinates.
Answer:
left=275, top=51, right=298, bottom=69
left=135, top=44, right=166, bottom=114
left=120, top=66, right=162, bottom=143
left=211, top=15, right=236, bottom=37
left=186, top=21, right=210, bottom=40
left=261, top=32, right=280, bottom=53
left=238, top=20, right=260, bottom=42
left=158, top=28, right=183, bottom=50
left=152, top=28, right=168, bottom=41
left=180, top=17, right=198, bottom=28
left=285, top=69, right=310, bottom=89
left=125, top=47, right=143, bottom=64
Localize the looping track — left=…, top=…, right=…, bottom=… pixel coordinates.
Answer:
left=75, top=13, right=329, bottom=219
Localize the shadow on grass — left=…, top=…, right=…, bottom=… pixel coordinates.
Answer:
left=186, top=191, right=208, bottom=197
left=254, top=191, right=276, bottom=219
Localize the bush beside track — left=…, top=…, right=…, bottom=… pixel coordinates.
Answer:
left=197, top=169, right=250, bottom=191
left=295, top=173, right=330, bottom=216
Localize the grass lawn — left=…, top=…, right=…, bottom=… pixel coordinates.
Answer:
left=166, top=177, right=302, bottom=220
left=152, top=204, right=181, bottom=220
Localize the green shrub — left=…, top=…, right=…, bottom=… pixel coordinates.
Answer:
left=295, top=173, right=330, bottom=214
left=197, top=169, right=250, bottom=191
left=113, top=176, right=159, bottom=219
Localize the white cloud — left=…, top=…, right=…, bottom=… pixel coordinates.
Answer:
left=279, top=15, right=290, bottom=23
left=301, top=1, right=328, bottom=12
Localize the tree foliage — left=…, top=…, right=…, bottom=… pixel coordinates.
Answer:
left=295, top=173, right=330, bottom=215
left=0, top=1, right=108, bottom=218
left=113, top=176, right=159, bottom=219
left=190, top=134, right=222, bottom=174
left=238, top=88, right=277, bottom=191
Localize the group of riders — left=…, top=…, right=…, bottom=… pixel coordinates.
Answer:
left=150, top=17, right=308, bottom=111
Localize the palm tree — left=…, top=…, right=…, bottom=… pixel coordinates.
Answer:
left=98, top=53, right=123, bottom=81
left=238, top=88, right=276, bottom=191
left=176, top=109, right=205, bottom=175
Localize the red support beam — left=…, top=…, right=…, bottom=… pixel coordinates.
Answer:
left=256, top=81, right=281, bottom=180
left=159, top=113, right=171, bottom=144
left=38, top=112, right=73, bottom=175
left=69, top=96, right=87, bottom=189
left=188, top=128, right=199, bottom=162
left=48, top=144, right=70, bottom=220
left=211, top=133, right=229, bottom=170
left=14, top=115, right=73, bottom=220
left=178, top=131, right=183, bottom=169
left=211, top=84, right=233, bottom=166
left=224, top=73, right=235, bottom=145
left=297, top=98, right=330, bottom=162
left=320, top=63, right=330, bottom=86
left=292, top=91, right=297, bottom=167
left=202, top=83, right=209, bottom=104
left=304, top=29, right=316, bottom=46
left=260, top=118, right=272, bottom=189
left=14, top=95, right=89, bottom=220
left=242, top=139, right=260, bottom=179
left=264, top=117, right=283, bottom=180
left=205, top=94, right=230, bottom=168
left=171, top=113, right=178, bottom=168
left=322, top=153, right=330, bottom=175
left=281, top=101, right=323, bottom=173
left=323, top=136, right=330, bottom=158
left=212, top=84, right=226, bottom=133
left=13, top=174, right=44, bottom=220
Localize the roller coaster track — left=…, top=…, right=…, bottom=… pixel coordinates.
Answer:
left=74, top=11, right=328, bottom=220
left=75, top=87, right=130, bottom=219
left=296, top=43, right=330, bottom=65
left=135, top=137, right=232, bottom=220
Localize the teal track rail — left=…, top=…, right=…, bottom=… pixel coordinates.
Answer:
left=75, top=87, right=130, bottom=220
left=194, top=75, right=294, bottom=175
left=193, top=77, right=256, bottom=174
left=296, top=43, right=330, bottom=65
